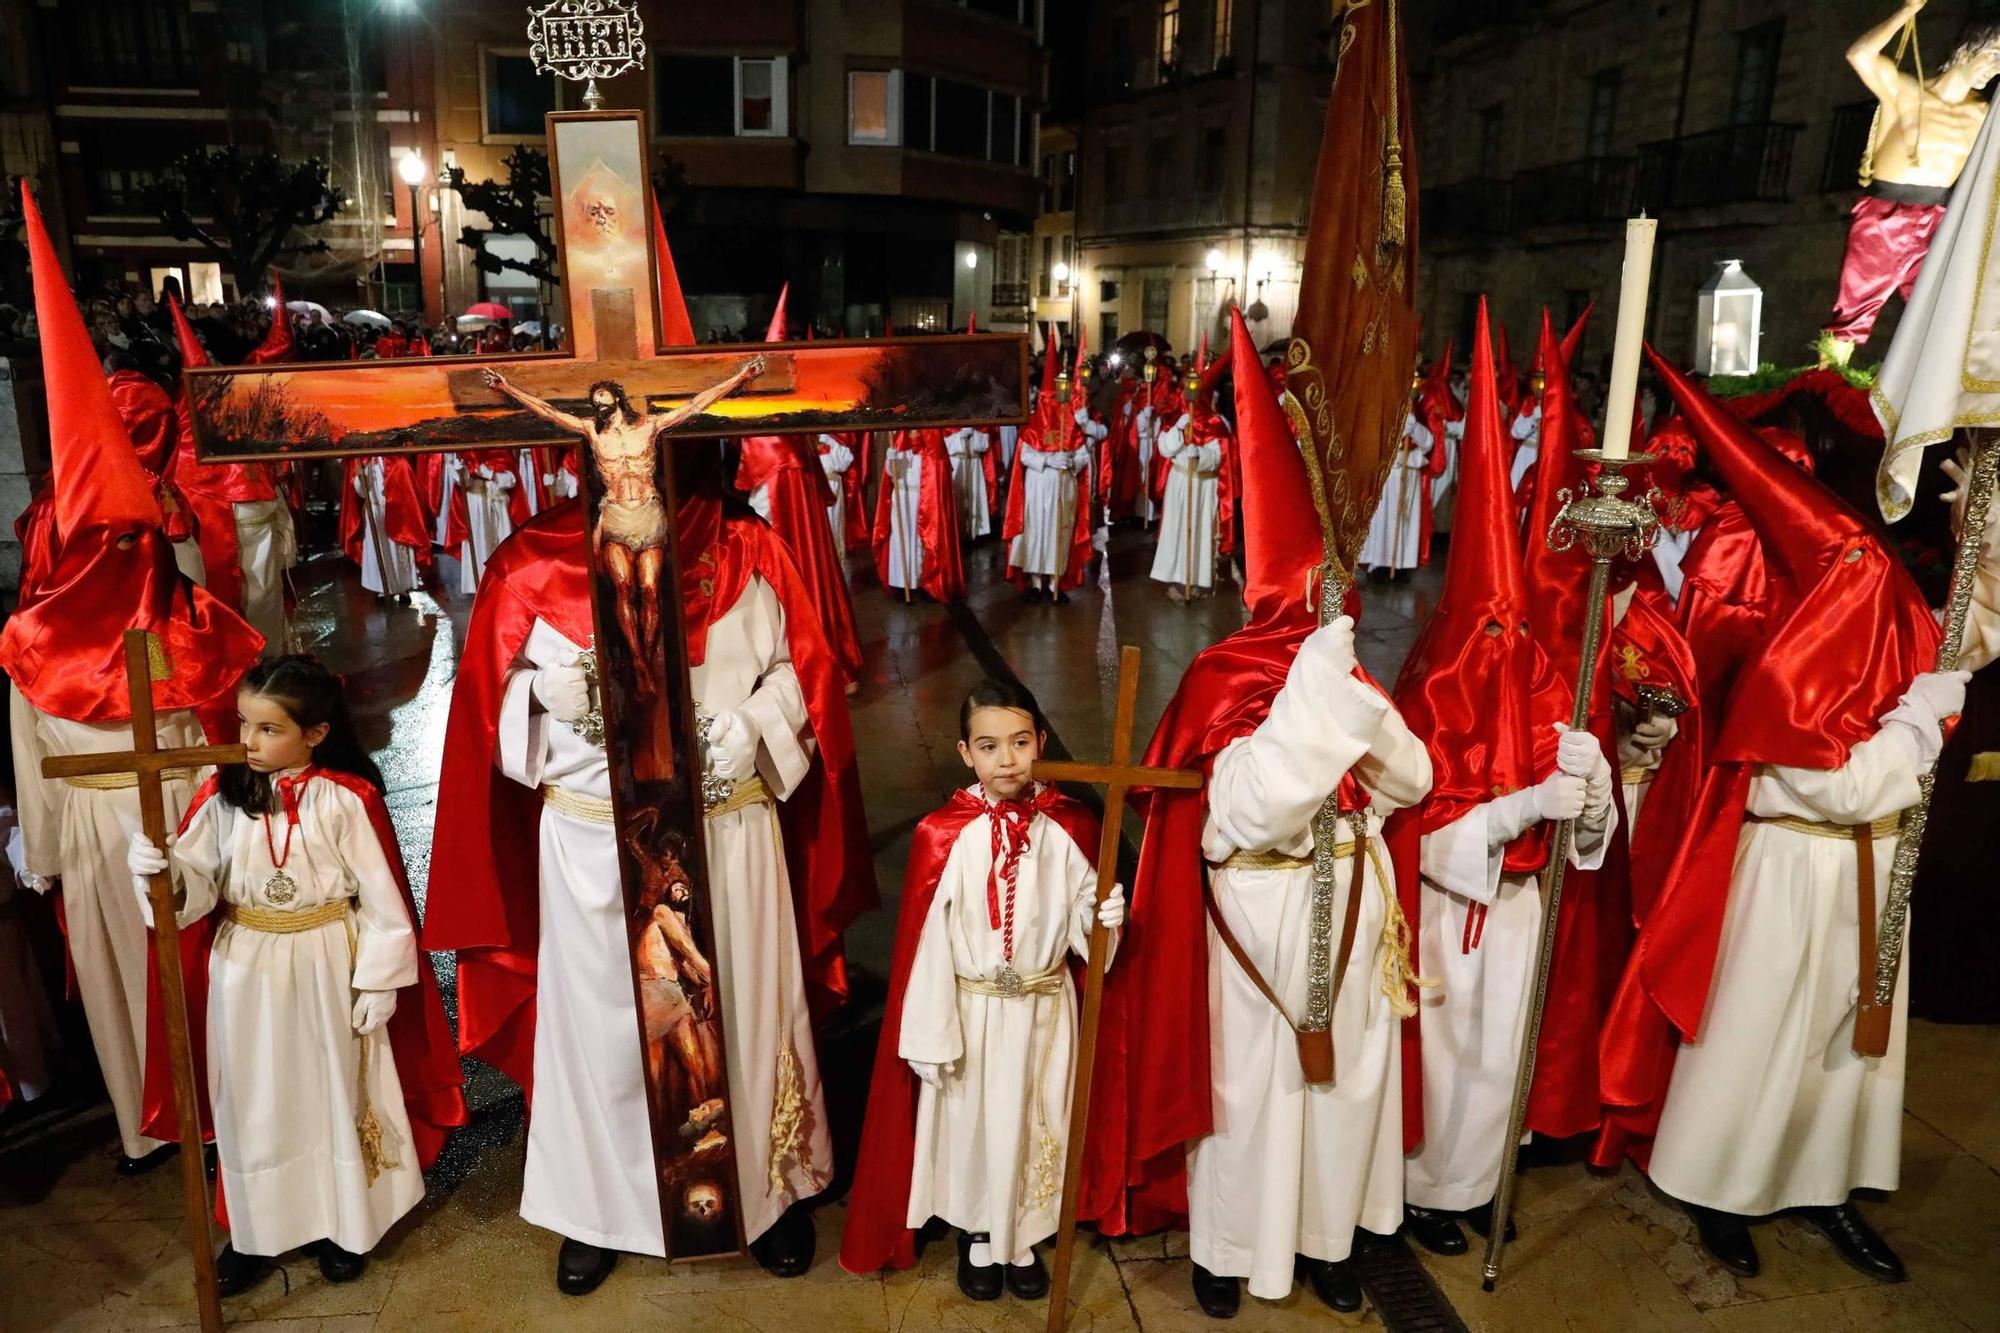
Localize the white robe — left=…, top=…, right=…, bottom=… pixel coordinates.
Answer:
left=1149, top=412, right=1223, bottom=590
left=518, top=449, right=546, bottom=516
left=882, top=448, right=928, bottom=594
left=452, top=459, right=517, bottom=595
left=945, top=429, right=992, bottom=539
left=171, top=777, right=423, bottom=1256
left=1008, top=442, right=1093, bottom=580
left=997, top=425, right=1019, bottom=474
left=355, top=459, right=420, bottom=598
left=9, top=686, right=205, bottom=1157
left=498, top=579, right=832, bottom=1252
left=1404, top=789, right=1614, bottom=1212
left=1432, top=418, right=1465, bottom=534
left=1187, top=647, right=1433, bottom=1299
left=234, top=496, right=295, bottom=657
left=1647, top=722, right=1933, bottom=1215
left=1358, top=417, right=1432, bottom=572
left=817, top=435, right=854, bottom=560
left=1133, top=404, right=1160, bottom=525
left=899, top=788, right=1104, bottom=1266
left=1509, top=407, right=1541, bottom=494
left=1649, top=526, right=1694, bottom=606
left=434, top=464, right=458, bottom=547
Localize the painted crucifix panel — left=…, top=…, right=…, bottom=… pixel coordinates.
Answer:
left=180, top=109, right=1028, bottom=1261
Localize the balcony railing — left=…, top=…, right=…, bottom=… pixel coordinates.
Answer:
left=1420, top=177, right=1516, bottom=237
left=1637, top=122, right=1802, bottom=210
left=1512, top=155, right=1639, bottom=227
left=1092, top=193, right=1231, bottom=235
left=991, top=282, right=1031, bottom=309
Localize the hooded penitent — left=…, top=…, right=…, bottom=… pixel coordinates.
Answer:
left=163, top=294, right=275, bottom=615
left=0, top=184, right=263, bottom=732
left=1001, top=328, right=1096, bottom=593
left=1593, top=345, right=1941, bottom=1168
left=1072, top=309, right=1385, bottom=1234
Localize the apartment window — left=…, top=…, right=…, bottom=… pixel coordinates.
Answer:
left=1212, top=0, right=1235, bottom=66
left=78, top=126, right=178, bottom=212
left=904, top=73, right=935, bottom=149
left=1477, top=103, right=1506, bottom=168
left=736, top=57, right=788, bottom=136
left=64, top=0, right=197, bottom=87
left=1041, top=235, right=1055, bottom=298
left=849, top=71, right=901, bottom=145
left=1104, top=143, right=1131, bottom=200
left=1731, top=21, right=1784, bottom=126
left=1142, top=276, right=1170, bottom=331
left=656, top=56, right=786, bottom=137
left=1585, top=69, right=1621, bottom=157
left=1112, top=16, right=1136, bottom=90
left=1160, top=0, right=1183, bottom=80
left=935, top=80, right=988, bottom=158
left=1146, top=134, right=1177, bottom=199
left=1198, top=124, right=1227, bottom=196
left=1101, top=311, right=1120, bottom=351
left=485, top=50, right=559, bottom=138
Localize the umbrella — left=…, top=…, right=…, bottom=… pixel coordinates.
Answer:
left=285, top=299, right=332, bottom=321
left=343, top=309, right=391, bottom=328
left=1113, top=330, right=1172, bottom=361
left=514, top=320, right=543, bottom=337
left=455, top=314, right=497, bottom=332
left=462, top=301, right=513, bottom=323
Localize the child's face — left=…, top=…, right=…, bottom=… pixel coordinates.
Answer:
left=957, top=706, right=1043, bottom=801
left=237, top=690, right=329, bottom=774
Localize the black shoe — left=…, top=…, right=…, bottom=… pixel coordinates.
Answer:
left=1190, top=1263, right=1239, bottom=1319
left=956, top=1231, right=1002, bottom=1301
left=1404, top=1204, right=1468, bottom=1256
left=1689, top=1205, right=1759, bottom=1278
left=115, top=1142, right=180, bottom=1177
left=310, top=1240, right=366, bottom=1283
left=1053, top=591, right=1070, bottom=605
left=748, top=1204, right=815, bottom=1278
left=203, top=1144, right=218, bottom=1181
left=1024, top=587, right=1045, bottom=604
left=555, top=1237, right=617, bottom=1295
left=1006, top=1248, right=1049, bottom=1299
left=1298, top=1256, right=1363, bottom=1313
left=1798, top=1203, right=1905, bottom=1283
left=213, top=1243, right=274, bottom=1297
left=1463, top=1200, right=1518, bottom=1243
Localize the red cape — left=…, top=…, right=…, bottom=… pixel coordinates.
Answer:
left=870, top=431, right=966, bottom=602
left=1674, top=502, right=1767, bottom=755
left=1611, top=589, right=1703, bottom=926
left=108, top=370, right=177, bottom=477
left=737, top=436, right=865, bottom=682
left=422, top=499, right=876, bottom=1099
left=340, top=457, right=434, bottom=569
left=444, top=450, right=532, bottom=554
left=140, top=771, right=467, bottom=1183
left=1002, top=394, right=1095, bottom=594
left=840, top=785, right=1100, bottom=1273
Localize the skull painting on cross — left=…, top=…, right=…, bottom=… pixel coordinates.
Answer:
left=583, top=195, right=619, bottom=237
left=683, top=1181, right=723, bottom=1223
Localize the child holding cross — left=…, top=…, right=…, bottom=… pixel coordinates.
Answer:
left=841, top=680, right=1124, bottom=1301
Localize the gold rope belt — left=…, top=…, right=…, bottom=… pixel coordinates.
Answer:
left=957, top=964, right=1066, bottom=998
left=220, top=899, right=351, bottom=933
left=1212, top=840, right=1357, bottom=872
left=542, top=772, right=772, bottom=825
left=1747, top=813, right=1900, bottom=840
left=1621, top=766, right=1655, bottom=786
left=64, top=767, right=196, bottom=791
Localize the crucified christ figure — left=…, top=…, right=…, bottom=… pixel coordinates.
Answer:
left=482, top=356, right=765, bottom=694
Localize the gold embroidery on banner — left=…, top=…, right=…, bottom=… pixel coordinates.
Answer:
left=1960, top=162, right=2000, bottom=392
left=145, top=632, right=172, bottom=682
left=1352, top=257, right=1369, bottom=290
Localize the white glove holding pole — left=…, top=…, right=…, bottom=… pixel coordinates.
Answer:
left=127, top=832, right=174, bottom=928
left=1531, top=770, right=1589, bottom=822
left=1296, top=614, right=1358, bottom=681
left=351, top=989, right=398, bottom=1036
left=706, top=709, right=760, bottom=782
left=908, top=1059, right=944, bottom=1090
left=1900, top=669, right=1970, bottom=726
left=1074, top=883, right=1127, bottom=939
left=1554, top=723, right=1614, bottom=823
left=532, top=652, right=591, bottom=725
left=495, top=473, right=516, bottom=491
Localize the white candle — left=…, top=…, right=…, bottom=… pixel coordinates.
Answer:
left=1599, top=215, right=1657, bottom=460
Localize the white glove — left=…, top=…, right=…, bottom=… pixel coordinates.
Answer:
left=1532, top=771, right=1589, bottom=822
left=127, top=832, right=176, bottom=928
left=1617, top=715, right=1678, bottom=770
left=1097, top=884, right=1127, bottom=929
left=496, top=473, right=516, bottom=491
left=532, top=653, right=591, bottom=725
left=1899, top=670, right=1970, bottom=726
left=1297, top=615, right=1358, bottom=679
left=19, top=871, right=53, bottom=896
left=1553, top=723, right=1600, bottom=778
left=908, top=1059, right=944, bottom=1091
left=353, top=472, right=366, bottom=495
left=1074, top=407, right=1090, bottom=426
left=352, top=989, right=398, bottom=1035
left=476, top=465, right=494, bottom=480
left=542, top=473, right=555, bottom=485
left=1137, top=407, right=1154, bottom=431
left=706, top=709, right=760, bottom=782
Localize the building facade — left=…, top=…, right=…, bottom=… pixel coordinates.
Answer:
left=1067, top=0, right=1335, bottom=360
left=1413, top=0, right=2000, bottom=374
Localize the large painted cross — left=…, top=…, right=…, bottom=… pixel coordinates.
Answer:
left=183, top=109, right=1027, bottom=1261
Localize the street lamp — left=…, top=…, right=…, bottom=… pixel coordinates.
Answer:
left=963, top=250, right=978, bottom=269
left=399, top=150, right=428, bottom=320
left=1204, top=247, right=1225, bottom=274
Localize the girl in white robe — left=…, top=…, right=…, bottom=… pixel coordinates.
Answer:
left=125, top=657, right=426, bottom=1292
left=1149, top=411, right=1224, bottom=596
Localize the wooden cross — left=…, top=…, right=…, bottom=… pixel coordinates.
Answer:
left=1033, top=645, right=1202, bottom=1333
left=40, top=630, right=247, bottom=1333
left=180, top=109, right=1028, bottom=1260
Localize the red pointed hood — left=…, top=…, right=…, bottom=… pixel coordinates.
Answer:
left=1562, top=303, right=1592, bottom=367
left=0, top=184, right=263, bottom=725
left=1520, top=307, right=1603, bottom=695
left=1393, top=299, right=1569, bottom=851
left=1417, top=338, right=1457, bottom=429
left=247, top=276, right=295, bottom=364
left=967, top=310, right=977, bottom=333
left=765, top=282, right=789, bottom=342
left=1494, top=319, right=1520, bottom=412
left=653, top=198, right=695, bottom=345
left=1230, top=307, right=1322, bottom=625
left=1646, top=345, right=1937, bottom=768
left=170, top=294, right=209, bottom=369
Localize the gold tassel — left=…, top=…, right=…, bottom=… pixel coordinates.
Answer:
left=354, top=1033, right=399, bottom=1186
left=766, top=1039, right=808, bottom=1195
left=1382, top=146, right=1407, bottom=250
left=1968, top=751, right=2000, bottom=783
left=1367, top=841, right=1434, bottom=1018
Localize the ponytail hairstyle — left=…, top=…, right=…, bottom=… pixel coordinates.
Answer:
left=218, top=655, right=385, bottom=814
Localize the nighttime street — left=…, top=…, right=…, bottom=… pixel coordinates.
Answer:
left=3, top=3, right=2000, bottom=1332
